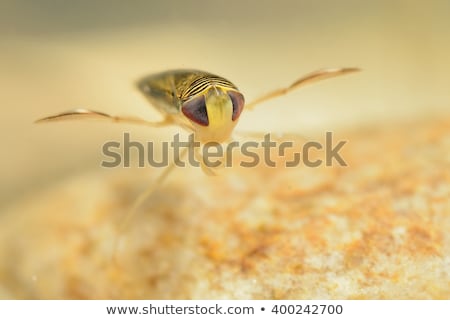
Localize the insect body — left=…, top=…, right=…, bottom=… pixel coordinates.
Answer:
left=37, top=67, right=359, bottom=147
left=137, top=70, right=245, bottom=143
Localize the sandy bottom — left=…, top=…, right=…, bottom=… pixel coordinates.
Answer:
left=0, top=118, right=449, bottom=299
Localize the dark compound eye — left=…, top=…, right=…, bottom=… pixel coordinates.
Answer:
left=181, top=95, right=209, bottom=126
left=228, top=91, right=245, bottom=121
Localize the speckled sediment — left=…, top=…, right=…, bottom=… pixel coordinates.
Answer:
left=0, top=118, right=449, bottom=299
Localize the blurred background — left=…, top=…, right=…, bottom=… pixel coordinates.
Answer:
left=1, top=0, right=449, bottom=207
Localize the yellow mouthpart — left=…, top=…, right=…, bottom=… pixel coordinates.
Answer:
left=196, top=87, right=237, bottom=143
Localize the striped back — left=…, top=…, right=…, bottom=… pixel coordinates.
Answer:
left=181, top=74, right=238, bottom=101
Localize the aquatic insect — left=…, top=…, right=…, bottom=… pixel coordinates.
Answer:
left=37, top=68, right=358, bottom=168
left=36, top=68, right=359, bottom=250
left=37, top=68, right=359, bottom=142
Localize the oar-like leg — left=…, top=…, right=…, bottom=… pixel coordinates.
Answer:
left=245, top=68, right=360, bottom=110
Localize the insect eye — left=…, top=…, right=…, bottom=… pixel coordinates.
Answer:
left=228, top=91, right=245, bottom=121
left=181, top=95, right=209, bottom=126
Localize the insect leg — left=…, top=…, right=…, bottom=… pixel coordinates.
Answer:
left=111, top=146, right=189, bottom=264
left=245, top=68, right=360, bottom=110
left=35, top=108, right=174, bottom=128
left=194, top=147, right=219, bottom=176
